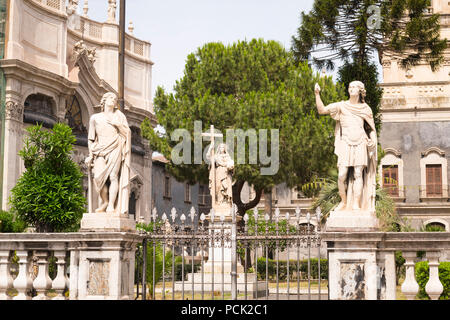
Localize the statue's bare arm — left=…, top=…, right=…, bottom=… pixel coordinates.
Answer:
left=314, top=83, right=338, bottom=115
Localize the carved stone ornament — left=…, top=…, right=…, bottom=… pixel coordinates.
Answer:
left=130, top=178, right=143, bottom=200
left=5, top=101, right=24, bottom=121
left=73, top=40, right=97, bottom=64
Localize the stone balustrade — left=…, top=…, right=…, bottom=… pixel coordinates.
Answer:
left=31, top=0, right=66, bottom=13
left=69, top=15, right=151, bottom=60
left=322, top=232, right=450, bottom=300
left=0, top=233, right=141, bottom=300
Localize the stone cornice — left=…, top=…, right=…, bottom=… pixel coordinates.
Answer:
left=395, top=203, right=450, bottom=215
left=0, top=59, right=77, bottom=95
left=380, top=81, right=450, bottom=87
left=321, top=232, right=450, bottom=251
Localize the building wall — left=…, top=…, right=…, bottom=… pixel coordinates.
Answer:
left=378, top=1, right=450, bottom=231
left=152, top=161, right=211, bottom=225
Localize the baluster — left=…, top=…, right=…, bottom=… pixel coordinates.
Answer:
left=13, top=250, right=32, bottom=300
left=425, top=251, right=443, bottom=300
left=401, top=251, right=419, bottom=300
left=32, top=251, right=52, bottom=300
left=83, top=0, right=89, bottom=17
left=52, top=250, right=68, bottom=300
left=128, top=21, right=134, bottom=35
left=0, top=250, right=13, bottom=300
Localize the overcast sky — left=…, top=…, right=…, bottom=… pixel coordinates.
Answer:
left=86, top=0, right=381, bottom=96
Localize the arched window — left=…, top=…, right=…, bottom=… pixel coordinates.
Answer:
left=23, top=94, right=56, bottom=128
left=65, top=95, right=86, bottom=134
left=379, top=148, right=404, bottom=199
left=420, top=148, right=448, bottom=200
left=425, top=222, right=446, bottom=232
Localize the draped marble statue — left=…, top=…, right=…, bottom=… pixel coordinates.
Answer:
left=315, top=81, right=377, bottom=213
left=85, top=92, right=131, bottom=215
left=207, top=143, right=234, bottom=207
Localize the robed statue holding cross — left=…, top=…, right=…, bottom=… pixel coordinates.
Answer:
left=203, top=126, right=234, bottom=212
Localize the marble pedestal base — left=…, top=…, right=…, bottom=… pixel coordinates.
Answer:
left=69, top=233, right=141, bottom=300
left=325, top=209, right=379, bottom=232
left=172, top=207, right=267, bottom=298
left=321, top=232, right=396, bottom=300
left=80, top=213, right=136, bottom=232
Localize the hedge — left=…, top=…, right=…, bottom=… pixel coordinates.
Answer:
left=256, top=257, right=328, bottom=280
left=415, top=261, right=450, bottom=300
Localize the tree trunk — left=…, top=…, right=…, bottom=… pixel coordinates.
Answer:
left=232, top=180, right=263, bottom=269
left=264, top=190, right=274, bottom=259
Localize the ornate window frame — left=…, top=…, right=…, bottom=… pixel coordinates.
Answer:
left=420, top=147, right=448, bottom=202
left=379, top=148, right=405, bottom=201
left=423, top=218, right=449, bottom=232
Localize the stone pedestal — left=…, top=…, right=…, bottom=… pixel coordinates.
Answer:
left=322, top=232, right=396, bottom=300
left=80, top=212, right=136, bottom=232
left=326, top=209, right=379, bottom=232
left=69, top=233, right=141, bottom=300
left=174, top=208, right=267, bottom=298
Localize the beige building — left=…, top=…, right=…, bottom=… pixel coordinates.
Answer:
left=379, top=1, right=450, bottom=231
left=0, top=0, right=156, bottom=222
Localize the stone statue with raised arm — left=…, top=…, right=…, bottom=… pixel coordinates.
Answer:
left=315, top=81, right=378, bottom=230
left=85, top=92, right=131, bottom=215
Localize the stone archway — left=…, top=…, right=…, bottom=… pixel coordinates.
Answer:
left=23, top=93, right=57, bottom=128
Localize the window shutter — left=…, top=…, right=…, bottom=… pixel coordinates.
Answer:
left=426, top=164, right=442, bottom=197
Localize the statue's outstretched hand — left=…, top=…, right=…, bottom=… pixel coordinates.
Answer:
left=315, top=83, right=321, bottom=95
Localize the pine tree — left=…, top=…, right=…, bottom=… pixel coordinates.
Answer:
left=292, top=0, right=447, bottom=71
left=142, top=39, right=347, bottom=216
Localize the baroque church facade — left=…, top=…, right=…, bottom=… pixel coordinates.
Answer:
left=0, top=0, right=156, bottom=222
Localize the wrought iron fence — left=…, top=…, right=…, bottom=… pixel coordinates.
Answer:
left=136, top=206, right=325, bottom=300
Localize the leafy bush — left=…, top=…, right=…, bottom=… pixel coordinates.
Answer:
left=0, top=211, right=27, bottom=233
left=256, top=257, right=328, bottom=280
left=9, top=124, right=86, bottom=232
left=135, top=241, right=173, bottom=299
left=395, top=251, right=405, bottom=285
left=415, top=261, right=450, bottom=300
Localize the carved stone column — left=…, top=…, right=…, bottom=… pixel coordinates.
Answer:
left=2, top=100, right=24, bottom=209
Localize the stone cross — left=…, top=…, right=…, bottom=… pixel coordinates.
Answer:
left=201, top=125, right=223, bottom=208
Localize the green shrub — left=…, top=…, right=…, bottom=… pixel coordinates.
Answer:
left=0, top=211, right=27, bottom=233
left=395, top=251, right=405, bottom=285
left=135, top=241, right=173, bottom=298
left=415, top=261, right=450, bottom=300
left=10, top=124, right=86, bottom=232
left=174, top=256, right=201, bottom=281
left=256, top=257, right=328, bottom=280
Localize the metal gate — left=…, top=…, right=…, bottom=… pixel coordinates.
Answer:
left=135, top=206, right=325, bottom=300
